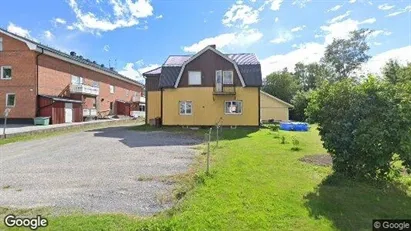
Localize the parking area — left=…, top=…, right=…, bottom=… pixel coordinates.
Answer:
left=0, top=126, right=201, bottom=215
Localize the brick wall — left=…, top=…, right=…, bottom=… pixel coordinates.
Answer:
left=38, top=55, right=143, bottom=115
left=0, top=33, right=37, bottom=119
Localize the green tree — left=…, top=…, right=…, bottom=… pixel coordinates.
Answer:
left=262, top=69, right=300, bottom=103
left=306, top=77, right=411, bottom=180
left=323, top=29, right=372, bottom=80
left=383, top=60, right=411, bottom=84
left=294, top=62, right=334, bottom=91
left=290, top=90, right=313, bottom=121
left=383, top=59, right=402, bottom=84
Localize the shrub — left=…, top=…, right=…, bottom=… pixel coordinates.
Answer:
left=290, top=90, right=313, bottom=121
left=306, top=77, right=411, bottom=180
left=291, top=136, right=301, bottom=151
left=281, top=136, right=286, bottom=144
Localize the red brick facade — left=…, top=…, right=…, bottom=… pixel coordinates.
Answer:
left=0, top=32, right=143, bottom=121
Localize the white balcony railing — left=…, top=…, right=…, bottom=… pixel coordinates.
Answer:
left=132, top=95, right=145, bottom=103
left=70, top=84, right=99, bottom=96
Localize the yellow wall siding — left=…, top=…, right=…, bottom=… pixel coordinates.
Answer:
left=162, top=87, right=259, bottom=126
left=260, top=92, right=290, bottom=121
left=147, top=91, right=161, bottom=121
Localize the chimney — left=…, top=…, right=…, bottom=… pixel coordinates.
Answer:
left=70, top=51, right=76, bottom=56
left=209, top=44, right=216, bottom=49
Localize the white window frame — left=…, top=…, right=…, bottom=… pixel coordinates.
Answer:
left=223, top=70, right=234, bottom=85
left=110, top=85, right=115, bottom=94
left=6, top=93, right=16, bottom=107
left=188, top=71, right=201, bottom=85
left=1, top=66, right=12, bottom=80
left=71, top=75, right=83, bottom=84
left=0, top=37, right=3, bottom=51
left=179, top=101, right=193, bottom=115
left=225, top=100, right=243, bottom=115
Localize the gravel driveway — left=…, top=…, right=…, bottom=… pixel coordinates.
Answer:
left=0, top=126, right=201, bottom=215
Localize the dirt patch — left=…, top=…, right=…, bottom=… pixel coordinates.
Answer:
left=300, top=154, right=332, bottom=167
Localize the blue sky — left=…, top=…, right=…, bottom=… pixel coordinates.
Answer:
left=1, top=0, right=410, bottom=82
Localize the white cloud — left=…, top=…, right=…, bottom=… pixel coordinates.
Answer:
left=364, top=46, right=411, bottom=74
left=378, top=3, right=395, bottom=11
left=44, top=30, right=54, bottom=40
left=292, top=0, right=311, bottom=8
left=327, top=4, right=342, bottom=12
left=260, top=42, right=325, bottom=77
left=54, top=18, right=67, bottom=25
left=119, top=62, right=160, bottom=82
left=360, top=17, right=376, bottom=24
left=183, top=29, right=263, bottom=53
left=7, top=23, right=36, bottom=41
left=349, top=0, right=356, bottom=3
left=67, top=0, right=153, bottom=33
left=222, top=2, right=259, bottom=28
left=67, top=25, right=75, bottom=30
left=329, top=10, right=351, bottom=24
left=269, top=0, right=284, bottom=11
left=103, top=45, right=110, bottom=52
left=270, top=30, right=294, bottom=44
left=290, top=25, right=306, bottom=32
left=373, top=42, right=382, bottom=46
left=386, top=5, right=411, bottom=17
left=369, top=30, right=392, bottom=37
left=320, top=17, right=376, bottom=44
left=155, top=14, right=163, bottom=19
left=275, top=17, right=279, bottom=22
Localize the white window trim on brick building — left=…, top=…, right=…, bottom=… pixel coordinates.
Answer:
left=6, top=93, right=16, bottom=107
left=0, top=37, right=3, bottom=51
left=1, top=66, right=12, bottom=80
left=110, top=85, right=115, bottom=94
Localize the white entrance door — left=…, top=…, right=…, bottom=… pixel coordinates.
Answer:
left=65, top=103, right=73, bottom=123
left=215, top=70, right=222, bottom=92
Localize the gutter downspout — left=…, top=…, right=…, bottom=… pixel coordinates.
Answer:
left=35, top=48, right=44, bottom=116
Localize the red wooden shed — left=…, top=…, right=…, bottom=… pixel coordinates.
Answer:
left=38, top=95, right=83, bottom=124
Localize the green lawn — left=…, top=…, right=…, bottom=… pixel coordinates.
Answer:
left=2, top=126, right=410, bottom=230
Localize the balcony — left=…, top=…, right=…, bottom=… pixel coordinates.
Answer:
left=70, top=84, right=99, bottom=96
left=132, top=95, right=146, bottom=103
left=213, top=86, right=236, bottom=95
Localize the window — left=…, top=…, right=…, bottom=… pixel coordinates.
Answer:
left=179, top=101, right=192, bottom=115
left=6, top=93, right=16, bottom=107
left=225, top=101, right=242, bottom=114
left=1, top=66, right=12, bottom=80
left=110, top=85, right=115, bottom=93
left=223, top=70, right=234, bottom=85
left=188, top=71, right=201, bottom=85
left=71, top=75, right=83, bottom=84
left=0, top=37, right=3, bottom=51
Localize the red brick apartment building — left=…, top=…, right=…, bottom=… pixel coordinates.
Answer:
left=0, top=28, right=145, bottom=124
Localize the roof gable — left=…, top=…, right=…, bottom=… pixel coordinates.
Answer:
left=173, top=46, right=246, bottom=88
left=260, top=91, right=294, bottom=108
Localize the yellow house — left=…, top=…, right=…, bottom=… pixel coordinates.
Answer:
left=260, top=91, right=293, bottom=121
left=143, top=45, right=262, bottom=126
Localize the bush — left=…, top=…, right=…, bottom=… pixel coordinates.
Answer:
left=306, top=77, right=411, bottom=180
left=291, top=136, right=301, bottom=151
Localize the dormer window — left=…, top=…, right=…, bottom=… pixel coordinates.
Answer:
left=188, top=71, right=201, bottom=85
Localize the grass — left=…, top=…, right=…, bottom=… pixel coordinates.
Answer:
left=0, top=119, right=143, bottom=146
left=1, top=125, right=410, bottom=230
